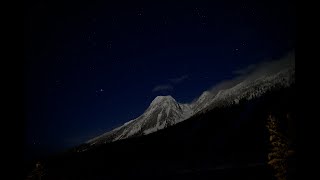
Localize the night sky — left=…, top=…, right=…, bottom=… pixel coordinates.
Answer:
left=24, top=0, right=295, bottom=160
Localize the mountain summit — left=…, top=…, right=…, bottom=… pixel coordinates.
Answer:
left=87, top=95, right=193, bottom=145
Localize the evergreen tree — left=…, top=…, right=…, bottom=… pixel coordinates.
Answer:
left=266, top=114, right=289, bottom=180
left=26, top=161, right=46, bottom=180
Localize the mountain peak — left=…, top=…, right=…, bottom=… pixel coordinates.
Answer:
left=199, top=91, right=211, bottom=99
left=151, top=95, right=175, bottom=105
left=154, top=95, right=173, bottom=100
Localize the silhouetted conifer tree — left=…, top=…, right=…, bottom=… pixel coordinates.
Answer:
left=266, top=114, right=289, bottom=180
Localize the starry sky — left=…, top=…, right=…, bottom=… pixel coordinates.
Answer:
left=24, top=0, right=295, bottom=160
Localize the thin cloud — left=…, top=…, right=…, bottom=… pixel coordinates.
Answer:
left=153, top=75, right=189, bottom=93
left=241, top=51, right=295, bottom=81
left=232, top=64, right=256, bottom=75
left=169, top=75, right=189, bottom=84
left=207, top=51, right=295, bottom=95
left=152, top=84, right=174, bottom=92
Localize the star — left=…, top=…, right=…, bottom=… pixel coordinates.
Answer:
left=55, top=80, right=62, bottom=88
left=106, top=41, right=112, bottom=48
left=95, top=88, right=104, bottom=93
left=89, top=66, right=95, bottom=71
left=137, top=7, right=144, bottom=16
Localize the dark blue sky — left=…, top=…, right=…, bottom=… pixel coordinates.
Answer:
left=24, top=0, right=295, bottom=159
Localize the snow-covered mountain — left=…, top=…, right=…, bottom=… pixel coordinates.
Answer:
left=191, top=90, right=216, bottom=114
left=87, top=95, right=193, bottom=145
left=196, top=67, right=295, bottom=114
left=86, top=66, right=295, bottom=146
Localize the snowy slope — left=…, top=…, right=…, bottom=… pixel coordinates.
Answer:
left=198, top=67, right=295, bottom=114
left=191, top=90, right=216, bottom=114
left=87, top=96, right=194, bottom=145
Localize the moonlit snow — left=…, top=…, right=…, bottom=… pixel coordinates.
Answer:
left=87, top=66, right=295, bottom=146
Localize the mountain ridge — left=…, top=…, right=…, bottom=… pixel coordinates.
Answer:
left=86, top=66, right=295, bottom=146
